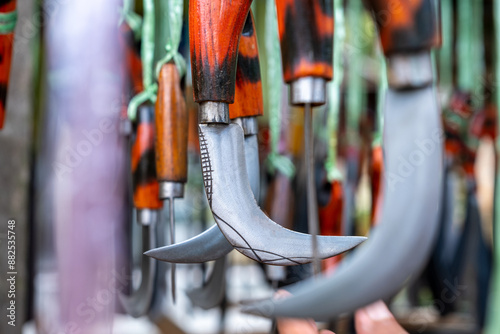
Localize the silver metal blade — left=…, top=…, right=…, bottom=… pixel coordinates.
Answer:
left=186, top=256, right=228, bottom=309
left=119, top=222, right=157, bottom=317
left=198, top=123, right=366, bottom=265
left=144, top=130, right=261, bottom=264
left=244, top=134, right=260, bottom=199
left=242, top=85, right=443, bottom=319
left=144, top=223, right=233, bottom=263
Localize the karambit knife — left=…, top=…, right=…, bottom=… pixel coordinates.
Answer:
left=148, top=2, right=365, bottom=266
left=0, top=0, right=17, bottom=129
left=120, top=104, right=163, bottom=317
left=186, top=13, right=263, bottom=309
left=146, top=11, right=263, bottom=264
left=243, top=0, right=443, bottom=319
left=154, top=62, right=189, bottom=302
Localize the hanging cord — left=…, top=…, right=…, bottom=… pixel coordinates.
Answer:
left=485, top=1, right=500, bottom=332
left=345, top=0, right=366, bottom=148
left=456, top=0, right=483, bottom=149
left=119, top=0, right=142, bottom=40
left=127, top=0, right=157, bottom=121
left=264, top=0, right=295, bottom=178
left=0, top=9, right=17, bottom=35
left=324, top=0, right=344, bottom=182
left=372, top=42, right=386, bottom=148
left=438, top=0, right=453, bottom=99
left=155, top=0, right=186, bottom=79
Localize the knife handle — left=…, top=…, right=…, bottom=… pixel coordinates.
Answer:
left=189, top=0, right=253, bottom=103
left=0, top=0, right=17, bottom=129
left=365, top=0, right=440, bottom=55
left=228, top=11, right=263, bottom=120
left=275, top=0, right=333, bottom=83
left=155, top=63, right=188, bottom=184
left=131, top=105, right=163, bottom=209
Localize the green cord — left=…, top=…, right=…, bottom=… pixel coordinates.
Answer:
left=346, top=0, right=366, bottom=147
left=119, top=0, right=142, bottom=40
left=438, top=0, right=453, bottom=95
left=324, top=0, right=344, bottom=182
left=0, top=10, right=17, bottom=34
left=263, top=0, right=295, bottom=178
left=372, top=42, right=386, bottom=148
left=485, top=1, right=500, bottom=332
left=155, top=0, right=186, bottom=79
left=128, top=0, right=157, bottom=121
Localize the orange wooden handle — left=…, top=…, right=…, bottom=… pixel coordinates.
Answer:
left=189, top=0, right=253, bottom=103
left=155, top=63, right=188, bottom=183
left=0, top=0, right=17, bottom=129
left=131, top=105, right=163, bottom=209
left=275, top=0, right=333, bottom=83
left=365, top=0, right=441, bottom=55
left=229, top=11, right=263, bottom=120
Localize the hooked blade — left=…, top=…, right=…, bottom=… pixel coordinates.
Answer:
left=119, top=223, right=157, bottom=317
left=242, top=85, right=443, bottom=319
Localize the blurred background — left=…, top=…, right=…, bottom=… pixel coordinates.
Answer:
left=0, top=0, right=498, bottom=333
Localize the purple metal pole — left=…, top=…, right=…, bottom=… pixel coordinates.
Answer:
left=45, top=0, right=126, bottom=332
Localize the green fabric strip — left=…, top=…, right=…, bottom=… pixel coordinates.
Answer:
left=263, top=0, right=295, bottom=179
left=325, top=0, right=344, bottom=182
left=485, top=0, right=500, bottom=332
left=155, top=0, right=186, bottom=79
left=128, top=0, right=157, bottom=121
left=0, top=10, right=17, bottom=34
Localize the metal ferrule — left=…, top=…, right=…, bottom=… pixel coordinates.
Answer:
left=289, top=77, right=327, bottom=106
left=231, top=117, right=258, bottom=136
left=386, top=51, right=434, bottom=90
left=137, top=209, right=157, bottom=226
left=199, top=102, right=230, bottom=124
left=159, top=181, right=184, bottom=200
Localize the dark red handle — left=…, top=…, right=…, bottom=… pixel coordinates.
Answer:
left=275, top=0, right=334, bottom=83
left=131, top=105, right=163, bottom=209
left=365, top=0, right=441, bottom=55
left=229, top=11, right=263, bottom=119
left=189, top=0, right=253, bottom=103
left=0, top=0, right=17, bottom=129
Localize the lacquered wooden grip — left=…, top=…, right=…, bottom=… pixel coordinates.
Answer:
left=0, top=0, right=16, bottom=129
left=275, top=0, right=333, bottom=83
left=189, top=0, right=253, bottom=103
left=154, top=63, right=188, bottom=183
left=229, top=11, right=263, bottom=120
left=131, top=105, right=163, bottom=209
left=365, top=0, right=440, bottom=55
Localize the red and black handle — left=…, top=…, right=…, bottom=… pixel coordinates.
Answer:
left=189, top=0, right=253, bottom=103
left=365, top=0, right=441, bottom=55
left=154, top=63, right=189, bottom=185
left=0, top=0, right=16, bottom=129
left=229, top=10, right=263, bottom=120
left=131, top=105, right=163, bottom=210
left=275, top=0, right=334, bottom=83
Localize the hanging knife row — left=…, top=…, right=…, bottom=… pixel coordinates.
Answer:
left=103, top=0, right=499, bottom=331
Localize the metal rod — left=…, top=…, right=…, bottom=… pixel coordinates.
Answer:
left=169, top=198, right=176, bottom=302
left=304, top=103, right=320, bottom=276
